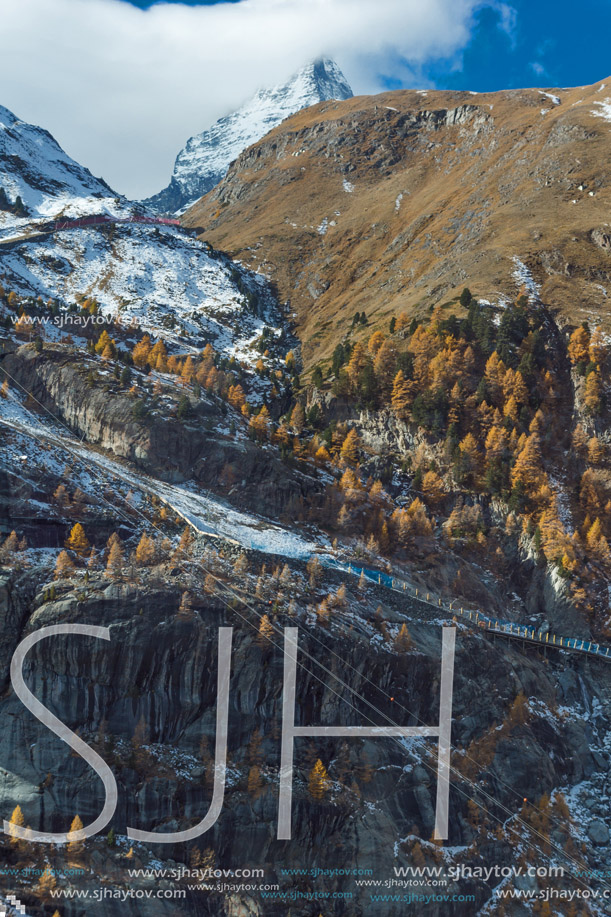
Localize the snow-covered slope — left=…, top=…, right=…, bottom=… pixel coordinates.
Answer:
left=142, top=58, right=353, bottom=215
left=0, top=101, right=287, bottom=381
left=0, top=104, right=125, bottom=227
left=1, top=224, right=280, bottom=369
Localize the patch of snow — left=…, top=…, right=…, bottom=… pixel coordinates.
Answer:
left=317, top=217, right=328, bottom=235
left=592, top=98, right=611, bottom=123
left=395, top=193, right=403, bottom=212
left=385, top=106, right=398, bottom=112
left=0, top=412, right=328, bottom=561
left=343, top=179, right=355, bottom=193
left=549, top=477, right=574, bottom=536
left=541, top=108, right=550, bottom=115
left=140, top=744, right=200, bottom=780
left=539, top=91, right=561, bottom=105
left=512, top=257, right=540, bottom=303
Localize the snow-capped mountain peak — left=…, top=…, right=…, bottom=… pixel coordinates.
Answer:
left=142, top=57, right=353, bottom=215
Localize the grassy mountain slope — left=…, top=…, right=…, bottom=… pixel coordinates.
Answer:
left=184, top=79, right=611, bottom=370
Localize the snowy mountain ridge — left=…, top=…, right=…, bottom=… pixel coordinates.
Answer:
left=0, top=101, right=286, bottom=386
left=0, top=103, right=126, bottom=229
left=142, top=58, right=353, bottom=215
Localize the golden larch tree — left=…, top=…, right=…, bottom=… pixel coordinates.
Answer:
left=391, top=370, right=411, bottom=418
left=55, top=550, right=75, bottom=580
left=421, top=470, right=445, bottom=504
left=367, top=330, right=385, bottom=356
left=95, top=329, right=112, bottom=355
left=340, top=429, right=360, bottom=465
left=2, top=530, right=19, bottom=555
left=511, top=435, right=544, bottom=492
left=65, top=523, right=90, bottom=556
left=584, top=370, right=602, bottom=414
left=346, top=341, right=368, bottom=389
left=105, top=540, right=123, bottom=579
left=567, top=325, right=590, bottom=365
left=589, top=326, right=608, bottom=366
left=135, top=532, right=155, bottom=566
left=289, top=403, right=305, bottom=433
left=258, top=613, right=274, bottom=645
left=308, top=759, right=331, bottom=800
left=394, top=623, right=413, bottom=652
left=7, top=804, right=24, bottom=844
left=67, top=814, right=84, bottom=855
left=458, top=433, right=480, bottom=478
left=37, top=866, right=57, bottom=895
left=373, top=338, right=398, bottom=395
left=484, top=351, right=506, bottom=403
left=587, top=437, right=604, bottom=465
left=181, top=355, right=195, bottom=385
left=132, top=334, right=152, bottom=368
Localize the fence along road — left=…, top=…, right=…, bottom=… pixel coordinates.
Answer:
left=1, top=405, right=606, bottom=664
left=323, top=558, right=611, bottom=663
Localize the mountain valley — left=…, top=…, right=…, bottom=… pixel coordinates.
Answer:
left=1, top=68, right=611, bottom=917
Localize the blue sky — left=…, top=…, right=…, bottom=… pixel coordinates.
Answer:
left=2, top=0, right=609, bottom=197
left=428, top=0, right=611, bottom=92
left=126, top=0, right=611, bottom=93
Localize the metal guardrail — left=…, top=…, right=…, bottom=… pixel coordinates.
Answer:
left=0, top=214, right=183, bottom=247
left=324, top=558, right=611, bottom=662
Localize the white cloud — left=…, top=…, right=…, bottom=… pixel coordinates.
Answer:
left=0, top=0, right=504, bottom=198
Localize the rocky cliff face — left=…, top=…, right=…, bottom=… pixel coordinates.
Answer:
left=1, top=565, right=610, bottom=916
left=2, top=346, right=319, bottom=519
left=143, top=59, right=353, bottom=215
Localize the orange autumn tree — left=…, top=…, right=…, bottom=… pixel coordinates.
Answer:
left=511, top=435, right=545, bottom=495
left=249, top=405, right=271, bottom=442
left=65, top=523, right=90, bottom=557
left=584, top=371, right=602, bottom=414
left=589, top=326, right=608, bottom=366
left=391, top=370, right=411, bottom=418
left=340, top=429, right=360, bottom=465
left=132, top=335, right=152, bottom=369
left=567, top=325, right=590, bottom=365
left=373, top=338, right=398, bottom=395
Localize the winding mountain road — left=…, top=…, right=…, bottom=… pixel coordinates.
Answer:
left=2, top=410, right=609, bottom=665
